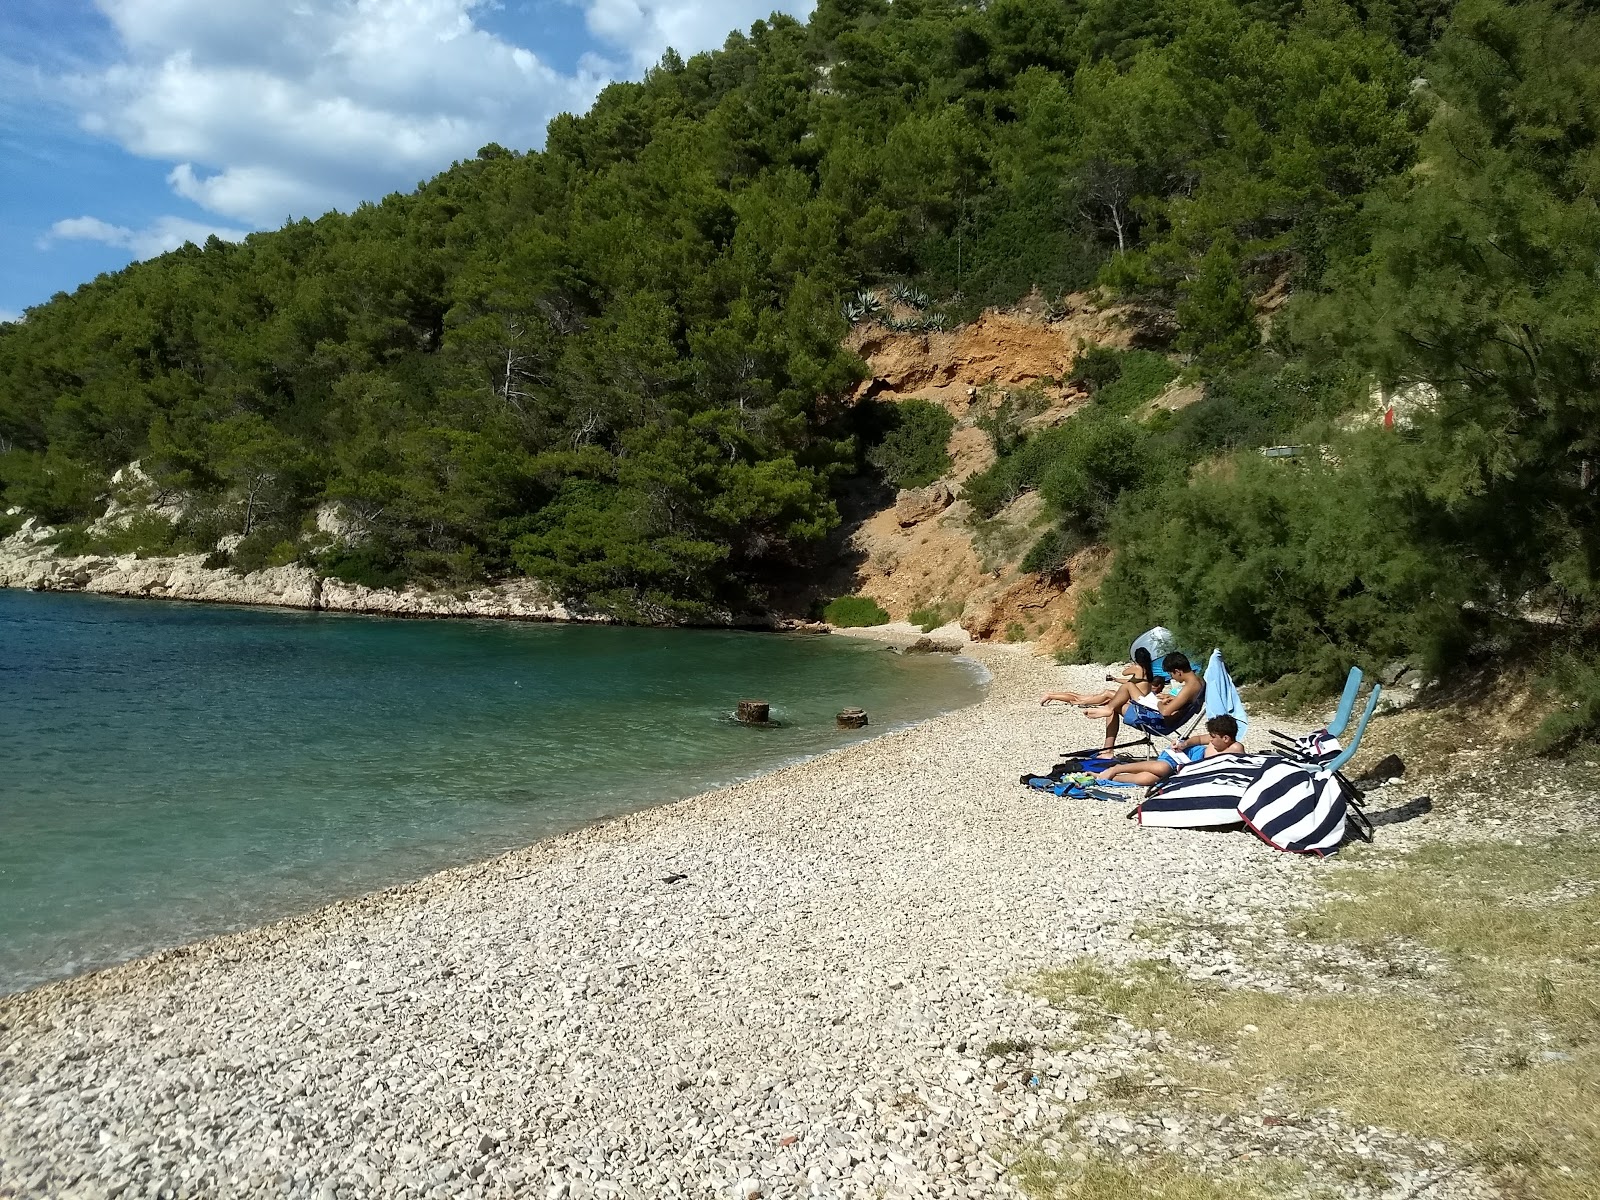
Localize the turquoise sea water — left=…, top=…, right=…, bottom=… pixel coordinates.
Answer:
left=0, top=590, right=984, bottom=994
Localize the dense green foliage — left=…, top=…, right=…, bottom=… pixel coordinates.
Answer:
left=0, top=0, right=1424, bottom=620
left=963, top=348, right=1175, bottom=522
left=1072, top=0, right=1600, bottom=738
left=866, top=399, right=955, bottom=490
left=3, top=0, right=1597, bottom=728
left=1079, top=350, right=1178, bottom=416
left=823, top=594, right=890, bottom=627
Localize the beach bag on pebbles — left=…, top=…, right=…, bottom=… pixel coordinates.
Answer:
left=1134, top=754, right=1276, bottom=829
left=1237, top=761, right=1356, bottom=857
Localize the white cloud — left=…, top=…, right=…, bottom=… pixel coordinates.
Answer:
left=44, top=0, right=813, bottom=253
left=66, top=0, right=611, bottom=226
left=42, top=214, right=249, bottom=259
left=586, top=0, right=815, bottom=72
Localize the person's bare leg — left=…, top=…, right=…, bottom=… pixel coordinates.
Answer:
left=1041, top=689, right=1113, bottom=706
left=1100, top=708, right=1123, bottom=753
left=1097, top=759, right=1171, bottom=784
left=1084, top=680, right=1142, bottom=720
left=1116, top=767, right=1167, bottom=786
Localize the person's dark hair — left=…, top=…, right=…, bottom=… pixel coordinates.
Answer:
left=1206, top=715, right=1238, bottom=739
left=1162, top=651, right=1192, bottom=676
left=1133, top=646, right=1154, bottom=680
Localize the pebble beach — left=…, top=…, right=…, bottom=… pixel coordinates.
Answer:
left=0, top=642, right=1324, bottom=1200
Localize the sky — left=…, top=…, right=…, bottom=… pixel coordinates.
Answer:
left=0, top=0, right=814, bottom=323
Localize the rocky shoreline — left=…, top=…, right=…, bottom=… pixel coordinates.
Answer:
left=0, top=649, right=1362, bottom=1200
left=0, top=523, right=599, bottom=622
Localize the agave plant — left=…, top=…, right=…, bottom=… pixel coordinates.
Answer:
left=925, top=312, right=949, bottom=332
left=842, top=300, right=865, bottom=324
left=904, top=287, right=931, bottom=311
left=853, top=288, right=882, bottom=315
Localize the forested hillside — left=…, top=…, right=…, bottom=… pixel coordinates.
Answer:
left=2, top=0, right=1597, bottom=729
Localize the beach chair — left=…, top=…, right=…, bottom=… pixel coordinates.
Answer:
left=1069, top=647, right=1239, bottom=762
left=1271, top=666, right=1363, bottom=763
left=1317, top=684, right=1383, bottom=843
left=1119, top=690, right=1207, bottom=759
left=1320, top=683, right=1382, bottom=776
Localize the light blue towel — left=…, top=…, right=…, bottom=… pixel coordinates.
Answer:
left=1204, top=648, right=1249, bottom=738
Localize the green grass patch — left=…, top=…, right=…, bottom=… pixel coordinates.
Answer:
left=982, top=1037, right=1033, bottom=1059
left=1028, top=836, right=1600, bottom=1200
left=1014, top=1152, right=1271, bottom=1200
left=909, top=601, right=958, bottom=632
left=823, top=594, right=890, bottom=627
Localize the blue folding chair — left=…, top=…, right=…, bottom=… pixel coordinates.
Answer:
left=1271, top=666, right=1364, bottom=761
left=1320, top=684, right=1382, bottom=776
left=1316, top=684, right=1383, bottom=843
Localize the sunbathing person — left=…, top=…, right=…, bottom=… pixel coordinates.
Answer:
left=1040, top=648, right=1154, bottom=707
left=1086, top=651, right=1204, bottom=753
left=1092, top=716, right=1243, bottom=787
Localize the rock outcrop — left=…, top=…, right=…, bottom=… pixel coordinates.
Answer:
left=0, top=521, right=594, bottom=622
left=827, top=293, right=1163, bottom=652
left=893, top=481, right=954, bottom=527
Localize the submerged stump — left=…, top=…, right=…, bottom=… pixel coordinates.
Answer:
left=736, top=699, right=771, bottom=725
left=837, top=707, right=868, bottom=729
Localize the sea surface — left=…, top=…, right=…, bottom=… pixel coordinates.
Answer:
left=0, top=590, right=984, bottom=994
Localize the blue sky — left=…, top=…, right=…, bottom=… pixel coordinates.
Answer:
left=0, top=0, right=813, bottom=323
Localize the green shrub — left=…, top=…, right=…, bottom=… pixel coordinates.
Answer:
left=45, top=524, right=96, bottom=556
left=1068, top=344, right=1126, bottom=394
left=1534, top=652, right=1600, bottom=752
left=318, top=545, right=410, bottom=591
left=1039, top=414, right=1158, bottom=535
left=1163, top=361, right=1351, bottom=456
left=1072, top=435, right=1476, bottom=685
left=1176, top=239, right=1258, bottom=368
left=964, top=399, right=1162, bottom=525
left=824, top=595, right=891, bottom=627
left=866, top=399, right=955, bottom=490
left=46, top=513, right=182, bottom=558
left=909, top=602, right=956, bottom=632
left=961, top=463, right=1020, bottom=519
left=1096, top=351, right=1178, bottom=415
left=0, top=450, right=106, bottom=525
left=230, top=527, right=304, bottom=574
left=1022, top=528, right=1077, bottom=575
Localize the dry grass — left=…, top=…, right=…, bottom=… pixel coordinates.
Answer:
left=1012, top=1152, right=1273, bottom=1200
left=1026, top=836, right=1600, bottom=1200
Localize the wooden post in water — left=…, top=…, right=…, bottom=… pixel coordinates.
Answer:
left=736, top=699, right=770, bottom=725
left=837, top=707, right=868, bottom=729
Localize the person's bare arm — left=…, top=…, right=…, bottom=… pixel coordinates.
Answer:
left=1158, top=676, right=1202, bottom=716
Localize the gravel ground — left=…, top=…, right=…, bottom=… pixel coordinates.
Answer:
left=0, top=648, right=1419, bottom=1200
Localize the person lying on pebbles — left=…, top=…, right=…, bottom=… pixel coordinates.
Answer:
left=1091, top=715, right=1244, bottom=787
left=1040, top=648, right=1155, bottom=708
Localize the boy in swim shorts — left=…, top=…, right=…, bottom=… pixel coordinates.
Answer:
left=1091, top=715, right=1243, bottom=787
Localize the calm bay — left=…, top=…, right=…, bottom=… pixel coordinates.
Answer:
left=0, top=590, right=983, bottom=994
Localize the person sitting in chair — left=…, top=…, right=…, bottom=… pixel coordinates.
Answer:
left=1091, top=715, right=1242, bottom=787
left=1085, top=651, right=1204, bottom=754
left=1040, top=648, right=1155, bottom=708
